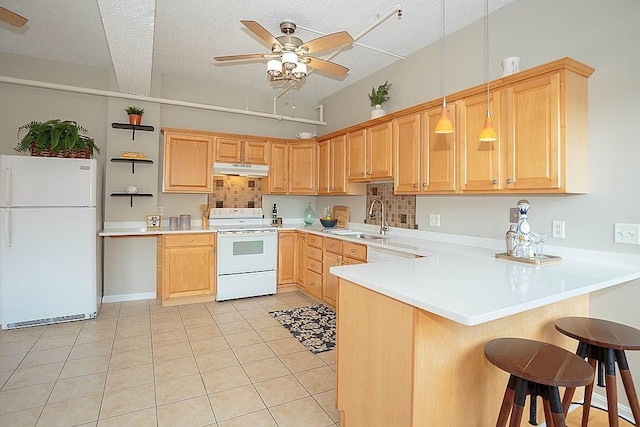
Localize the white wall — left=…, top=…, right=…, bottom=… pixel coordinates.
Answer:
left=318, top=0, right=640, bottom=410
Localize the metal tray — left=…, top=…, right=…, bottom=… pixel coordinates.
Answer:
left=495, top=253, right=562, bottom=265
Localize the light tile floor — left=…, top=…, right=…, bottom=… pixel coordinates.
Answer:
left=0, top=291, right=340, bottom=426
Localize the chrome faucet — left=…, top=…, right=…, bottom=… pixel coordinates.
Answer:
left=368, top=198, right=389, bottom=235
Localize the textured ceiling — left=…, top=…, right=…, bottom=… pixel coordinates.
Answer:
left=0, top=0, right=518, bottom=103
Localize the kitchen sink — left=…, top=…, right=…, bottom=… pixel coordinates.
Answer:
left=350, top=233, right=388, bottom=241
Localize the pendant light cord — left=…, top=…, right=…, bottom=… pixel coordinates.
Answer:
left=485, top=0, right=490, bottom=116
left=441, top=0, right=446, bottom=106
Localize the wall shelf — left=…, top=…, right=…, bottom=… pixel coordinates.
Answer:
left=111, top=123, right=155, bottom=141
left=110, top=158, right=153, bottom=174
left=110, top=193, right=153, bottom=207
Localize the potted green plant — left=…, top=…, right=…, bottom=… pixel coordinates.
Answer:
left=15, top=119, right=100, bottom=158
left=125, top=106, right=144, bottom=125
left=368, top=81, right=391, bottom=119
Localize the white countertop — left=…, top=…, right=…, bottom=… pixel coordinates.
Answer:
left=330, top=239, right=640, bottom=326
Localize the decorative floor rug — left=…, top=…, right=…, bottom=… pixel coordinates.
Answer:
left=269, top=304, right=336, bottom=354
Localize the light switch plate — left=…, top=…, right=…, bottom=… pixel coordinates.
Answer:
left=429, top=213, right=441, bottom=227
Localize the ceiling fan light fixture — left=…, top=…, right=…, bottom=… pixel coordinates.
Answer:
left=293, top=62, right=307, bottom=79
left=282, top=52, right=298, bottom=70
left=267, top=59, right=283, bottom=77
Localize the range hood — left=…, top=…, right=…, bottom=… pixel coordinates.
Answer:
left=213, top=162, right=269, bottom=177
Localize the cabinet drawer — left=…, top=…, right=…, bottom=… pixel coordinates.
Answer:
left=306, top=257, right=323, bottom=275
left=342, top=242, right=367, bottom=261
left=344, top=256, right=365, bottom=266
left=323, top=238, right=343, bottom=254
left=306, top=245, right=323, bottom=262
left=307, top=235, right=323, bottom=249
left=165, top=233, right=216, bottom=247
left=305, top=269, right=323, bottom=299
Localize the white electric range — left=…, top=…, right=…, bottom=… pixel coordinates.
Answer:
left=209, top=208, right=277, bottom=301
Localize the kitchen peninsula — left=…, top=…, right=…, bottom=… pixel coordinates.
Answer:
left=330, top=245, right=640, bottom=426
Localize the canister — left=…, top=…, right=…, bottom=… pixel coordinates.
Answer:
left=169, top=217, right=179, bottom=230
left=179, top=214, right=191, bottom=230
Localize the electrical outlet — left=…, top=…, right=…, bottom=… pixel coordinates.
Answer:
left=157, top=206, right=164, bottom=216
left=614, top=223, right=640, bottom=245
left=509, top=208, right=519, bottom=224
left=429, top=213, right=441, bottom=227
left=552, top=220, right=565, bottom=239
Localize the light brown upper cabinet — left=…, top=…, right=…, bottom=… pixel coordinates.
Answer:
left=263, top=141, right=316, bottom=195
left=318, top=135, right=365, bottom=196
left=214, top=136, right=268, bottom=165
left=162, top=129, right=213, bottom=193
left=348, top=121, right=393, bottom=182
left=394, top=107, right=457, bottom=194
left=458, top=91, right=503, bottom=192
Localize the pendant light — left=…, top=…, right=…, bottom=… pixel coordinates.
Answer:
left=479, top=0, right=498, bottom=142
left=434, top=0, right=453, bottom=134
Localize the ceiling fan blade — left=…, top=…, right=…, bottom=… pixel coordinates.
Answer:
left=301, top=31, right=353, bottom=54
left=241, top=20, right=280, bottom=48
left=0, top=6, right=28, bottom=27
left=306, top=57, right=349, bottom=77
left=214, top=53, right=266, bottom=62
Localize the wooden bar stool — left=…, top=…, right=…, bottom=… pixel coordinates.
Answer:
left=485, top=337, right=594, bottom=427
left=555, top=317, right=640, bottom=426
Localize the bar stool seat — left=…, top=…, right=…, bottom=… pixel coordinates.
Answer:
left=485, top=337, right=594, bottom=427
left=555, top=317, right=640, bottom=426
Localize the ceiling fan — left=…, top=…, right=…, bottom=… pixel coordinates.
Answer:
left=0, top=6, right=28, bottom=27
left=214, top=20, right=353, bottom=82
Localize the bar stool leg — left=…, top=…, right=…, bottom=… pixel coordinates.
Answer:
left=496, top=375, right=516, bottom=427
left=543, top=398, right=555, bottom=427
left=509, top=378, right=528, bottom=427
left=581, top=358, right=597, bottom=427
left=616, top=350, right=640, bottom=424
left=604, top=348, right=619, bottom=427
left=549, top=386, right=566, bottom=427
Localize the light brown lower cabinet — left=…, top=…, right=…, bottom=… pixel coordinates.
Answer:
left=277, top=231, right=297, bottom=289
left=157, top=233, right=216, bottom=306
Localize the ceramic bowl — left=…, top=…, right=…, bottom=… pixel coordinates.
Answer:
left=320, top=219, right=337, bottom=228
left=296, top=132, right=317, bottom=139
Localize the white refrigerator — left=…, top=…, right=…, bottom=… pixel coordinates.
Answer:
left=0, top=155, right=101, bottom=329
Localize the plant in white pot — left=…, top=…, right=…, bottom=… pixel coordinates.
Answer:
left=368, top=81, right=391, bottom=119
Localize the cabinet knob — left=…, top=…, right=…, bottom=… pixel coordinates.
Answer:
left=367, top=171, right=371, bottom=175
left=329, top=243, right=334, bottom=247
left=361, top=171, right=365, bottom=176
left=492, top=179, right=497, bottom=185
left=506, top=178, right=512, bottom=184
left=350, top=248, right=356, bottom=252
left=413, top=183, right=418, bottom=187
left=422, top=183, right=427, bottom=187
left=188, top=239, right=193, bottom=243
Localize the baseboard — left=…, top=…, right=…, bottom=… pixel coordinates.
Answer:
left=590, top=393, right=634, bottom=423
left=102, top=292, right=157, bottom=303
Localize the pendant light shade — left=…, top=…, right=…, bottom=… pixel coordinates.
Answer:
left=435, top=100, right=454, bottom=134
left=479, top=0, right=498, bottom=142
left=435, top=0, right=454, bottom=134
left=479, top=114, right=498, bottom=141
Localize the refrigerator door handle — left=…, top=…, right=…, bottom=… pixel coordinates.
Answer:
left=2, top=209, right=10, bottom=251
left=3, top=165, right=10, bottom=206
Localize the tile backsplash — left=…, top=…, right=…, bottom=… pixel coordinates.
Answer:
left=211, top=176, right=262, bottom=208
left=366, top=183, right=417, bottom=229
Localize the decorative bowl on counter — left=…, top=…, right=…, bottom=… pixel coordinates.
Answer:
left=320, top=218, right=337, bottom=228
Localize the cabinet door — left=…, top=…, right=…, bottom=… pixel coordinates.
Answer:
left=367, top=121, right=393, bottom=180
left=296, top=233, right=307, bottom=287
left=163, top=132, right=213, bottom=193
left=330, top=135, right=347, bottom=194
left=347, top=129, right=367, bottom=181
left=265, top=142, right=288, bottom=194
left=422, top=105, right=457, bottom=192
left=243, top=139, right=268, bottom=165
left=394, top=113, right=421, bottom=193
left=323, top=252, right=342, bottom=306
left=317, top=139, right=331, bottom=194
left=277, top=231, right=297, bottom=285
left=458, top=91, right=503, bottom=191
left=215, top=137, right=242, bottom=163
left=289, top=143, right=317, bottom=194
left=505, top=74, right=560, bottom=190
left=163, top=245, right=215, bottom=299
